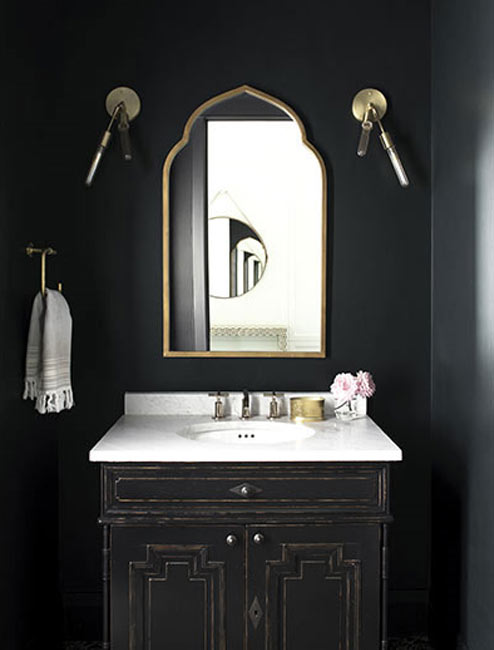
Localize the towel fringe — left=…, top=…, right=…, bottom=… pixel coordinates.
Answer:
left=24, top=381, right=74, bottom=414
left=37, top=387, right=74, bottom=414
left=23, top=378, right=38, bottom=401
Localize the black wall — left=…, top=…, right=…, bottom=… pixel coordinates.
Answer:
left=3, top=0, right=432, bottom=644
left=431, top=1, right=494, bottom=649
left=0, top=2, right=64, bottom=647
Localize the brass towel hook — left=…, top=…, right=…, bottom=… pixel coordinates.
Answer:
left=25, top=244, right=60, bottom=295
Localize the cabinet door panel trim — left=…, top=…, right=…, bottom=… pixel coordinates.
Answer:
left=128, top=544, right=226, bottom=650
left=265, top=543, right=361, bottom=650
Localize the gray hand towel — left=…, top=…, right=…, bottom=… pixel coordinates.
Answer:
left=23, top=289, right=74, bottom=414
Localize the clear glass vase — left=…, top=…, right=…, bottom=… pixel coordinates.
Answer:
left=334, top=400, right=355, bottom=420
left=334, top=396, right=367, bottom=420
left=352, top=395, right=367, bottom=417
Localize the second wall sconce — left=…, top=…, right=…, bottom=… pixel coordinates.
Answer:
left=85, top=86, right=141, bottom=187
left=352, top=88, right=409, bottom=187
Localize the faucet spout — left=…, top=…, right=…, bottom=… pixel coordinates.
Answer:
left=241, top=390, right=250, bottom=419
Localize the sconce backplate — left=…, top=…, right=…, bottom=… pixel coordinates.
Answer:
left=105, top=86, right=141, bottom=121
left=352, top=88, right=387, bottom=121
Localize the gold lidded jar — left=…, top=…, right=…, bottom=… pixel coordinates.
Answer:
left=290, top=396, right=325, bottom=422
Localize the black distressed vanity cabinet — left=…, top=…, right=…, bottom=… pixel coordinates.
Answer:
left=99, top=462, right=391, bottom=650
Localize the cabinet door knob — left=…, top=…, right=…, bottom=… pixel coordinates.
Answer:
left=241, top=485, right=253, bottom=497
left=252, top=532, right=265, bottom=545
left=225, top=534, right=238, bottom=546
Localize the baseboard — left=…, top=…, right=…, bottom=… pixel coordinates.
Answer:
left=388, top=589, right=429, bottom=637
left=63, top=591, right=102, bottom=641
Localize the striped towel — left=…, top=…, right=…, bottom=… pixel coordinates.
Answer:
left=23, top=289, right=74, bottom=414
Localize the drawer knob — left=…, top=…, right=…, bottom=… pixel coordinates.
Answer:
left=252, top=532, right=265, bottom=545
left=230, top=482, right=262, bottom=498
left=225, top=534, right=238, bottom=547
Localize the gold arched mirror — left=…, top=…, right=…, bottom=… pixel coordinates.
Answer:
left=163, top=85, right=327, bottom=357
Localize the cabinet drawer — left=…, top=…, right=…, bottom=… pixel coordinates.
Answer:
left=101, top=463, right=388, bottom=520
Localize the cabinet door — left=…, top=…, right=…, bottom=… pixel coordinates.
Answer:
left=246, top=524, right=381, bottom=650
left=111, top=525, right=244, bottom=650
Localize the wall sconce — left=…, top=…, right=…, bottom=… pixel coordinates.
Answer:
left=352, top=88, right=409, bottom=187
left=85, top=86, right=141, bottom=187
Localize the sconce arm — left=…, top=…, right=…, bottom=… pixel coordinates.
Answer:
left=85, top=103, right=123, bottom=187
left=375, top=117, right=409, bottom=187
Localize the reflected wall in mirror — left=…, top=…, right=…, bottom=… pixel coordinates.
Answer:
left=163, top=85, right=327, bottom=357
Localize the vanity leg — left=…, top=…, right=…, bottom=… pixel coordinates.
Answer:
left=102, top=524, right=111, bottom=650
left=381, top=523, right=389, bottom=650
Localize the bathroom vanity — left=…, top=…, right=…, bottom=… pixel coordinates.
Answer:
left=90, top=393, right=402, bottom=650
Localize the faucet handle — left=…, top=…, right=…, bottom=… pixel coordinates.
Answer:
left=208, top=392, right=229, bottom=420
left=241, top=389, right=251, bottom=420
left=263, top=392, right=284, bottom=419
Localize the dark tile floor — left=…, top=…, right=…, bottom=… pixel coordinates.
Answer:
left=65, top=638, right=434, bottom=649
left=389, top=638, right=434, bottom=649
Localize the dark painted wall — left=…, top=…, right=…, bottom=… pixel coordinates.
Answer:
left=4, top=0, right=431, bottom=644
left=0, top=2, right=64, bottom=648
left=431, top=1, right=494, bottom=649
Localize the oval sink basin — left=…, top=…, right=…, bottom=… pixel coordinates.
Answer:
left=177, top=420, right=315, bottom=445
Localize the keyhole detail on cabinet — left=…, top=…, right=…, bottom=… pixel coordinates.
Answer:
left=248, top=595, right=263, bottom=630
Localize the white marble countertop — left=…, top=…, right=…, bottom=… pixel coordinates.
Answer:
left=89, top=392, right=402, bottom=463
left=89, top=413, right=402, bottom=463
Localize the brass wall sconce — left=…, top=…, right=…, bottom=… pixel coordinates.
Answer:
left=352, top=88, right=409, bottom=187
left=85, top=86, right=141, bottom=187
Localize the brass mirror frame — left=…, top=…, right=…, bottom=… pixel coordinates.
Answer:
left=162, top=84, right=327, bottom=358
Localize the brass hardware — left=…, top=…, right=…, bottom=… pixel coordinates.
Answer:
left=86, top=86, right=141, bottom=186
left=241, top=389, right=251, bottom=420
left=352, top=88, right=387, bottom=122
left=230, top=482, right=262, bottom=498
left=252, top=532, right=265, bottom=545
left=225, top=534, right=238, bottom=546
left=162, top=84, right=327, bottom=358
left=263, top=392, right=284, bottom=419
left=290, top=396, right=325, bottom=422
left=352, top=88, right=409, bottom=187
left=208, top=391, right=229, bottom=420
left=25, top=244, right=60, bottom=295
left=105, top=86, right=141, bottom=122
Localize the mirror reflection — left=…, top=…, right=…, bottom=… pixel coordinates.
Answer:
left=164, top=86, right=326, bottom=357
left=208, top=213, right=267, bottom=299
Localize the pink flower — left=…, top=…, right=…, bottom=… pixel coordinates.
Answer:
left=355, top=370, right=376, bottom=398
left=330, top=372, right=357, bottom=405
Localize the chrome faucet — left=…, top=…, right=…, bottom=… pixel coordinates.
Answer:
left=208, top=392, right=229, bottom=420
left=241, top=389, right=251, bottom=419
left=264, top=392, right=284, bottom=419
